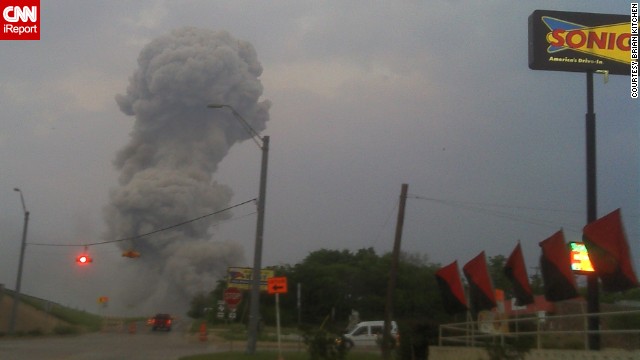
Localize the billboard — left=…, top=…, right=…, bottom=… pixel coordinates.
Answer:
left=529, top=10, right=632, bottom=75
left=227, top=266, right=274, bottom=291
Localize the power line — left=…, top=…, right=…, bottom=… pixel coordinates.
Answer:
left=370, top=199, right=399, bottom=248
left=408, top=195, right=639, bottom=239
left=408, top=194, right=584, bottom=232
left=27, top=198, right=257, bottom=248
left=409, top=194, right=583, bottom=214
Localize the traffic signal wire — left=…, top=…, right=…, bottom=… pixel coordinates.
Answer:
left=26, top=198, right=257, bottom=247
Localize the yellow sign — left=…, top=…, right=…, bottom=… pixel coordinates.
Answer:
left=545, top=22, right=631, bottom=65
left=227, top=267, right=274, bottom=291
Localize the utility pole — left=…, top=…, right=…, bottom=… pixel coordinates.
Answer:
left=9, top=188, right=29, bottom=334
left=246, top=134, right=269, bottom=354
left=206, top=104, right=269, bottom=354
left=382, top=183, right=408, bottom=360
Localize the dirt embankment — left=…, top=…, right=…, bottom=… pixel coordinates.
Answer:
left=0, top=294, right=70, bottom=334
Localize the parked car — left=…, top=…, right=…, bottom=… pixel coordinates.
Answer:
left=339, top=320, right=398, bottom=348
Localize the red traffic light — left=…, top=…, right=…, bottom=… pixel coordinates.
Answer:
left=76, top=254, right=93, bottom=265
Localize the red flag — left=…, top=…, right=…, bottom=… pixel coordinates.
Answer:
left=435, top=261, right=468, bottom=315
left=583, top=209, right=639, bottom=292
left=463, top=252, right=496, bottom=316
left=504, top=243, right=534, bottom=306
left=539, top=230, right=578, bottom=301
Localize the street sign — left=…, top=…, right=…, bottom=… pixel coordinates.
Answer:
left=223, top=287, right=242, bottom=309
left=217, top=300, right=225, bottom=319
left=227, top=267, right=274, bottom=291
left=267, top=277, right=288, bottom=294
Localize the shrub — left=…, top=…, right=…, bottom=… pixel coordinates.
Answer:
left=396, top=319, right=432, bottom=360
left=27, top=328, right=44, bottom=336
left=303, top=328, right=348, bottom=360
left=483, top=337, right=531, bottom=360
left=53, top=325, right=80, bottom=335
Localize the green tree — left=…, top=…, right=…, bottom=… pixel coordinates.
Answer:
left=273, top=248, right=446, bottom=327
left=529, top=270, right=544, bottom=296
left=193, top=247, right=457, bottom=329
left=487, top=254, right=510, bottom=293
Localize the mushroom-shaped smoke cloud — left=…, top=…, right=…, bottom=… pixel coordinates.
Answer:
left=104, top=27, right=270, bottom=312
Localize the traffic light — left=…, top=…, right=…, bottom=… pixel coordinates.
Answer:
left=76, top=253, right=93, bottom=265
left=122, top=250, right=141, bottom=258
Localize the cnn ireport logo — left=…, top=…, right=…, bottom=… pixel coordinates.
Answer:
left=1, top=0, right=40, bottom=40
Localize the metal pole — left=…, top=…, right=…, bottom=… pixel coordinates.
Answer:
left=585, top=70, right=600, bottom=350
left=275, top=293, right=283, bottom=360
left=382, top=183, right=408, bottom=360
left=9, top=189, right=29, bottom=334
left=246, top=135, right=269, bottom=354
left=297, top=282, right=301, bottom=326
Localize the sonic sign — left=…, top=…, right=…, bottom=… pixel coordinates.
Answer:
left=529, top=10, right=632, bottom=75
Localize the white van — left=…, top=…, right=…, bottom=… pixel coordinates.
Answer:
left=341, top=320, right=398, bottom=348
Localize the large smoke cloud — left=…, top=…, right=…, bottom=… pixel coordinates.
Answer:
left=104, top=27, right=270, bottom=312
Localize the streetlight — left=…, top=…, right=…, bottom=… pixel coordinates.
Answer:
left=207, top=104, right=269, bottom=354
left=9, top=188, right=30, bottom=334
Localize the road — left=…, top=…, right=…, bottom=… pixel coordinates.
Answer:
left=0, top=321, right=220, bottom=360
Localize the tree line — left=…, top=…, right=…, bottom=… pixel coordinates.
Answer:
left=188, top=247, right=640, bottom=330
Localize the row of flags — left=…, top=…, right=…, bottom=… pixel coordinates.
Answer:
left=435, top=208, right=639, bottom=317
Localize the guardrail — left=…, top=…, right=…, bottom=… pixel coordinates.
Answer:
left=439, top=309, right=640, bottom=351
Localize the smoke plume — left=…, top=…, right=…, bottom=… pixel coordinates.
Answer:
left=104, top=27, right=270, bottom=313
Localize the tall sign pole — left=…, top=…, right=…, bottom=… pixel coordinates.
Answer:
left=529, top=10, right=633, bottom=350
left=585, top=70, right=600, bottom=350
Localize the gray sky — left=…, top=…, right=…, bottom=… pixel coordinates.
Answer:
left=1, top=1, right=638, bottom=315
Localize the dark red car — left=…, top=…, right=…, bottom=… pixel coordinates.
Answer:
left=150, top=313, right=172, bottom=331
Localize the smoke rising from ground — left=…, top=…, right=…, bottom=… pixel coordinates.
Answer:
left=104, top=27, right=270, bottom=313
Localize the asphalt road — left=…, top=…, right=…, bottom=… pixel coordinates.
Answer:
left=0, top=321, right=219, bottom=360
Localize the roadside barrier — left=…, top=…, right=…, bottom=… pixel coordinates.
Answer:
left=128, top=322, right=136, bottom=334
left=199, top=323, right=208, bottom=342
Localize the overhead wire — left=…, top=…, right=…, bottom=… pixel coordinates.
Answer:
left=408, top=194, right=585, bottom=232
left=370, top=200, right=399, bottom=248
left=408, top=194, right=639, bottom=240
left=26, top=198, right=257, bottom=248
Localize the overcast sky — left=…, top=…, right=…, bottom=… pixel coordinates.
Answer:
left=1, top=1, right=638, bottom=315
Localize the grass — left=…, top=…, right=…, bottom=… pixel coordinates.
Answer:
left=3, top=290, right=132, bottom=334
left=201, top=323, right=304, bottom=343
left=180, top=351, right=384, bottom=360
left=11, top=292, right=103, bottom=332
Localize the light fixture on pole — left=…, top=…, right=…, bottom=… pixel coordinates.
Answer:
left=207, top=104, right=269, bottom=354
left=9, top=188, right=29, bottom=334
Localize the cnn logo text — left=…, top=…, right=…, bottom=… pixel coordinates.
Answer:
left=1, top=0, right=40, bottom=40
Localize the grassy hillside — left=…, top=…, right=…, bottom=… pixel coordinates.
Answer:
left=0, top=289, right=104, bottom=336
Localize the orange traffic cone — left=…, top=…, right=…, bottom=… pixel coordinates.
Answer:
left=199, top=323, right=208, bottom=342
left=128, top=322, right=136, bottom=334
